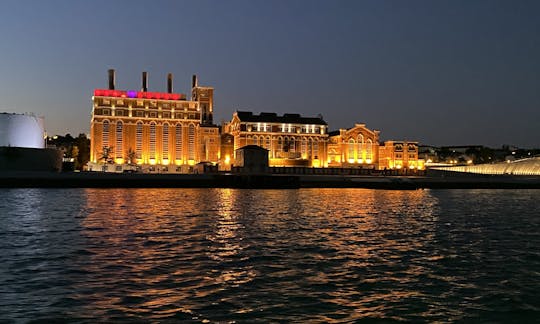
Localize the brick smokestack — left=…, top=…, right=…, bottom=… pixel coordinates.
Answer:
left=167, top=73, right=173, bottom=93
left=142, top=72, right=148, bottom=92
left=108, top=69, right=115, bottom=90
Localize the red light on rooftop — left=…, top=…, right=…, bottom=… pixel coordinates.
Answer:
left=93, top=89, right=184, bottom=100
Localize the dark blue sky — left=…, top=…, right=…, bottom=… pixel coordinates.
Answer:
left=0, top=0, right=538, bottom=147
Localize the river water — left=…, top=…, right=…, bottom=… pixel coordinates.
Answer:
left=0, top=188, right=539, bottom=322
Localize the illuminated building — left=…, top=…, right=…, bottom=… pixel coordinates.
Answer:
left=327, top=124, right=380, bottom=168
left=432, top=157, right=540, bottom=175
left=89, top=70, right=219, bottom=172
left=0, top=112, right=62, bottom=171
left=378, top=141, right=424, bottom=170
left=226, top=111, right=328, bottom=167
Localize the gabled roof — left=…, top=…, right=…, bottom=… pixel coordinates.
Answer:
left=235, top=111, right=327, bottom=125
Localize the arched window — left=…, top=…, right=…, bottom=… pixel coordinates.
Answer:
left=307, top=138, right=313, bottom=159
left=175, top=123, right=182, bottom=161
left=136, top=121, right=143, bottom=159
left=357, top=134, right=364, bottom=160
left=283, top=136, right=289, bottom=152
left=265, top=136, right=271, bottom=150
left=163, top=123, right=169, bottom=160
left=278, top=136, right=283, bottom=153
left=102, top=120, right=110, bottom=149
left=149, top=122, right=156, bottom=160
left=253, top=135, right=258, bottom=146
left=348, top=138, right=355, bottom=160
left=188, top=124, right=195, bottom=160
left=115, top=121, right=123, bottom=159
left=301, top=138, right=307, bottom=157
left=313, top=139, right=319, bottom=159
left=366, top=139, right=373, bottom=161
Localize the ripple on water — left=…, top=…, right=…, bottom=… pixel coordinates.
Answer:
left=0, top=188, right=539, bottom=322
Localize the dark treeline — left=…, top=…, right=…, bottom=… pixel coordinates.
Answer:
left=47, top=134, right=90, bottom=170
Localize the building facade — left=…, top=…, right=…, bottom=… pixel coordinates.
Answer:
left=378, top=141, right=423, bottom=170
left=89, top=70, right=219, bottom=172
left=226, top=111, right=328, bottom=167
left=327, top=124, right=380, bottom=169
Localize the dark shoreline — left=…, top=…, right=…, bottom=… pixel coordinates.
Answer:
left=1, top=171, right=540, bottom=189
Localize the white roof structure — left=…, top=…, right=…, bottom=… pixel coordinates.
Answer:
left=432, top=157, right=540, bottom=176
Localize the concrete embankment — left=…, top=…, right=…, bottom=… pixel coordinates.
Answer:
left=1, top=171, right=540, bottom=189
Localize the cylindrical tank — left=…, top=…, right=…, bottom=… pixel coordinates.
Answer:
left=0, top=113, right=45, bottom=149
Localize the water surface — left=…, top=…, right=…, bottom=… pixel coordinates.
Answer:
left=1, top=188, right=539, bottom=322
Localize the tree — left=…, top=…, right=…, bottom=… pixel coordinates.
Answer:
left=100, top=146, right=114, bottom=164
left=126, top=148, right=136, bottom=165
left=75, top=133, right=90, bottom=170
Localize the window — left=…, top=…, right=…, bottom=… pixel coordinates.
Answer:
left=102, top=120, right=109, bottom=149
left=266, top=136, right=271, bottom=150
left=136, top=122, right=143, bottom=159
left=366, top=139, right=373, bottom=161
left=188, top=124, right=195, bottom=160
left=163, top=123, right=169, bottom=160
left=175, top=124, right=182, bottom=161
left=357, top=134, right=364, bottom=160
left=149, top=122, right=156, bottom=159
left=253, top=135, right=258, bottom=145
left=313, top=139, right=319, bottom=159
left=301, top=138, right=307, bottom=157
left=348, top=139, right=355, bottom=160
left=115, top=121, right=123, bottom=159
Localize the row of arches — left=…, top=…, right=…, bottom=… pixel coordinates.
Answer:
left=101, top=120, right=196, bottom=163
left=246, top=135, right=324, bottom=159
left=346, top=135, right=374, bottom=161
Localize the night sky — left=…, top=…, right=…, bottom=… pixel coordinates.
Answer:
left=0, top=0, right=538, bottom=148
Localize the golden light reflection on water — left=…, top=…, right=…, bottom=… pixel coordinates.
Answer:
left=75, top=188, right=444, bottom=321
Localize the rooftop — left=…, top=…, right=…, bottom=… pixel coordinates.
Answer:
left=93, top=89, right=186, bottom=101
left=235, top=111, right=327, bottom=125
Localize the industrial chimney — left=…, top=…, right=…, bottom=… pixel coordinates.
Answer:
left=167, top=73, right=173, bottom=93
left=142, top=72, right=148, bottom=92
left=192, top=74, right=198, bottom=88
left=108, top=69, right=115, bottom=90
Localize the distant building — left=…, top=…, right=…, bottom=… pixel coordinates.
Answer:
left=226, top=111, right=328, bottom=167
left=89, top=70, right=219, bottom=172
left=327, top=124, right=380, bottom=169
left=378, top=141, right=423, bottom=170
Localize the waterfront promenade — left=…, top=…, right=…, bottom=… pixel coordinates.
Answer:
left=1, top=171, right=539, bottom=189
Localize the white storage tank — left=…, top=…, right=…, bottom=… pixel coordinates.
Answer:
left=0, top=113, right=45, bottom=149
